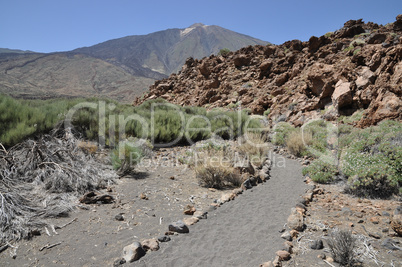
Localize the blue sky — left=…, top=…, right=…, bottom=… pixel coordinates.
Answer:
left=1, top=0, right=401, bottom=53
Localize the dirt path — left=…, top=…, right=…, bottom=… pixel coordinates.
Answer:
left=135, top=154, right=307, bottom=267
left=0, top=150, right=307, bottom=267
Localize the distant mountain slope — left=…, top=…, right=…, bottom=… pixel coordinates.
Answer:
left=0, top=53, right=154, bottom=102
left=0, top=48, right=37, bottom=54
left=74, top=23, right=269, bottom=76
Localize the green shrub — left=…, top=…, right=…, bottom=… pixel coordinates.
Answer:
left=272, top=122, right=296, bottom=146
left=340, top=120, right=402, bottom=198
left=217, top=48, right=231, bottom=56
left=110, top=141, right=144, bottom=176
left=302, top=160, right=338, bottom=183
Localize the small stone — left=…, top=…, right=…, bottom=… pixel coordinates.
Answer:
left=219, top=192, right=236, bottom=203
left=290, top=230, right=299, bottom=238
left=193, top=210, right=208, bottom=220
left=113, top=258, right=126, bottom=266
left=183, top=217, right=199, bottom=226
left=281, top=231, right=292, bottom=241
left=141, top=238, right=159, bottom=251
left=368, top=232, right=382, bottom=239
left=310, top=239, right=324, bottom=250
left=157, top=235, right=171, bottom=242
left=272, top=256, right=281, bottom=267
left=317, top=254, right=326, bottom=259
left=115, top=214, right=124, bottom=221
left=242, top=179, right=253, bottom=190
left=168, top=220, right=189, bottom=233
left=183, top=204, right=196, bottom=215
left=326, top=257, right=334, bottom=263
left=139, top=193, right=148, bottom=200
left=260, top=261, right=273, bottom=267
left=122, top=242, right=146, bottom=263
left=349, top=222, right=354, bottom=227
left=169, top=176, right=175, bottom=180
left=370, top=217, right=380, bottom=224
left=276, top=250, right=291, bottom=261
left=165, top=231, right=175, bottom=235
left=358, top=219, right=364, bottom=223
left=232, top=188, right=243, bottom=195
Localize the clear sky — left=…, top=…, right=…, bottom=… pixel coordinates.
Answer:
left=1, top=0, right=401, bottom=53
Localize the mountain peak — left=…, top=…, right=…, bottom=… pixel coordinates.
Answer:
left=189, top=23, right=206, bottom=28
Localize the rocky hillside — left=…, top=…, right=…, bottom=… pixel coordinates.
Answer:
left=135, top=16, right=402, bottom=127
left=74, top=23, right=269, bottom=77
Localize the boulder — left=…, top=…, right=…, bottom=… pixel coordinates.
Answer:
left=287, top=208, right=304, bottom=231
left=168, top=220, right=190, bottom=233
left=356, top=67, right=375, bottom=89
left=233, top=55, right=251, bottom=67
left=332, top=80, right=352, bottom=109
left=122, top=242, right=146, bottom=263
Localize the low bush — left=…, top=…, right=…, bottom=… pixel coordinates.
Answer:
left=110, top=140, right=144, bottom=176
left=238, top=132, right=269, bottom=167
left=327, top=229, right=357, bottom=267
left=341, top=120, right=402, bottom=198
left=302, top=159, right=338, bottom=183
left=286, top=130, right=312, bottom=157
left=272, top=122, right=296, bottom=146
left=195, top=164, right=242, bottom=189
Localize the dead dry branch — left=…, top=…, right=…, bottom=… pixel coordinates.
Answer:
left=0, top=128, right=117, bottom=247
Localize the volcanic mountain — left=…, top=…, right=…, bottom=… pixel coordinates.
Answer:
left=0, top=23, right=268, bottom=102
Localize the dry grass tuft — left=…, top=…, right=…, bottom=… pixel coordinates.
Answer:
left=286, top=130, right=312, bottom=157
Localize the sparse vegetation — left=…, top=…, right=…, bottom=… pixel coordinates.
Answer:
left=238, top=132, right=269, bottom=167
left=302, top=159, right=338, bottom=183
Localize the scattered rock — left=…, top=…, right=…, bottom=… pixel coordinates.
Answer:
left=168, top=220, right=189, bottom=233
left=370, top=216, right=380, bottom=224
left=232, top=188, right=244, bottom=195
left=157, top=235, right=171, bottom=242
left=281, top=231, right=292, bottom=241
left=113, top=258, right=126, bottom=266
left=141, top=238, right=159, bottom=252
left=310, top=239, right=324, bottom=250
left=317, top=253, right=326, bottom=259
left=193, top=210, right=208, bottom=220
left=79, top=192, right=114, bottom=204
left=287, top=208, right=305, bottom=232
left=122, top=242, right=146, bottom=263
left=275, top=250, right=291, bottom=261
left=219, top=192, right=236, bottom=203
left=183, top=217, right=199, bottom=225
left=139, top=193, right=148, bottom=200
left=183, top=204, right=196, bottom=215
left=115, top=214, right=124, bottom=221
left=260, top=261, right=273, bottom=267
left=242, top=179, right=253, bottom=190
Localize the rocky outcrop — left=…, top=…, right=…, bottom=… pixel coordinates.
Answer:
left=134, top=15, right=402, bottom=127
